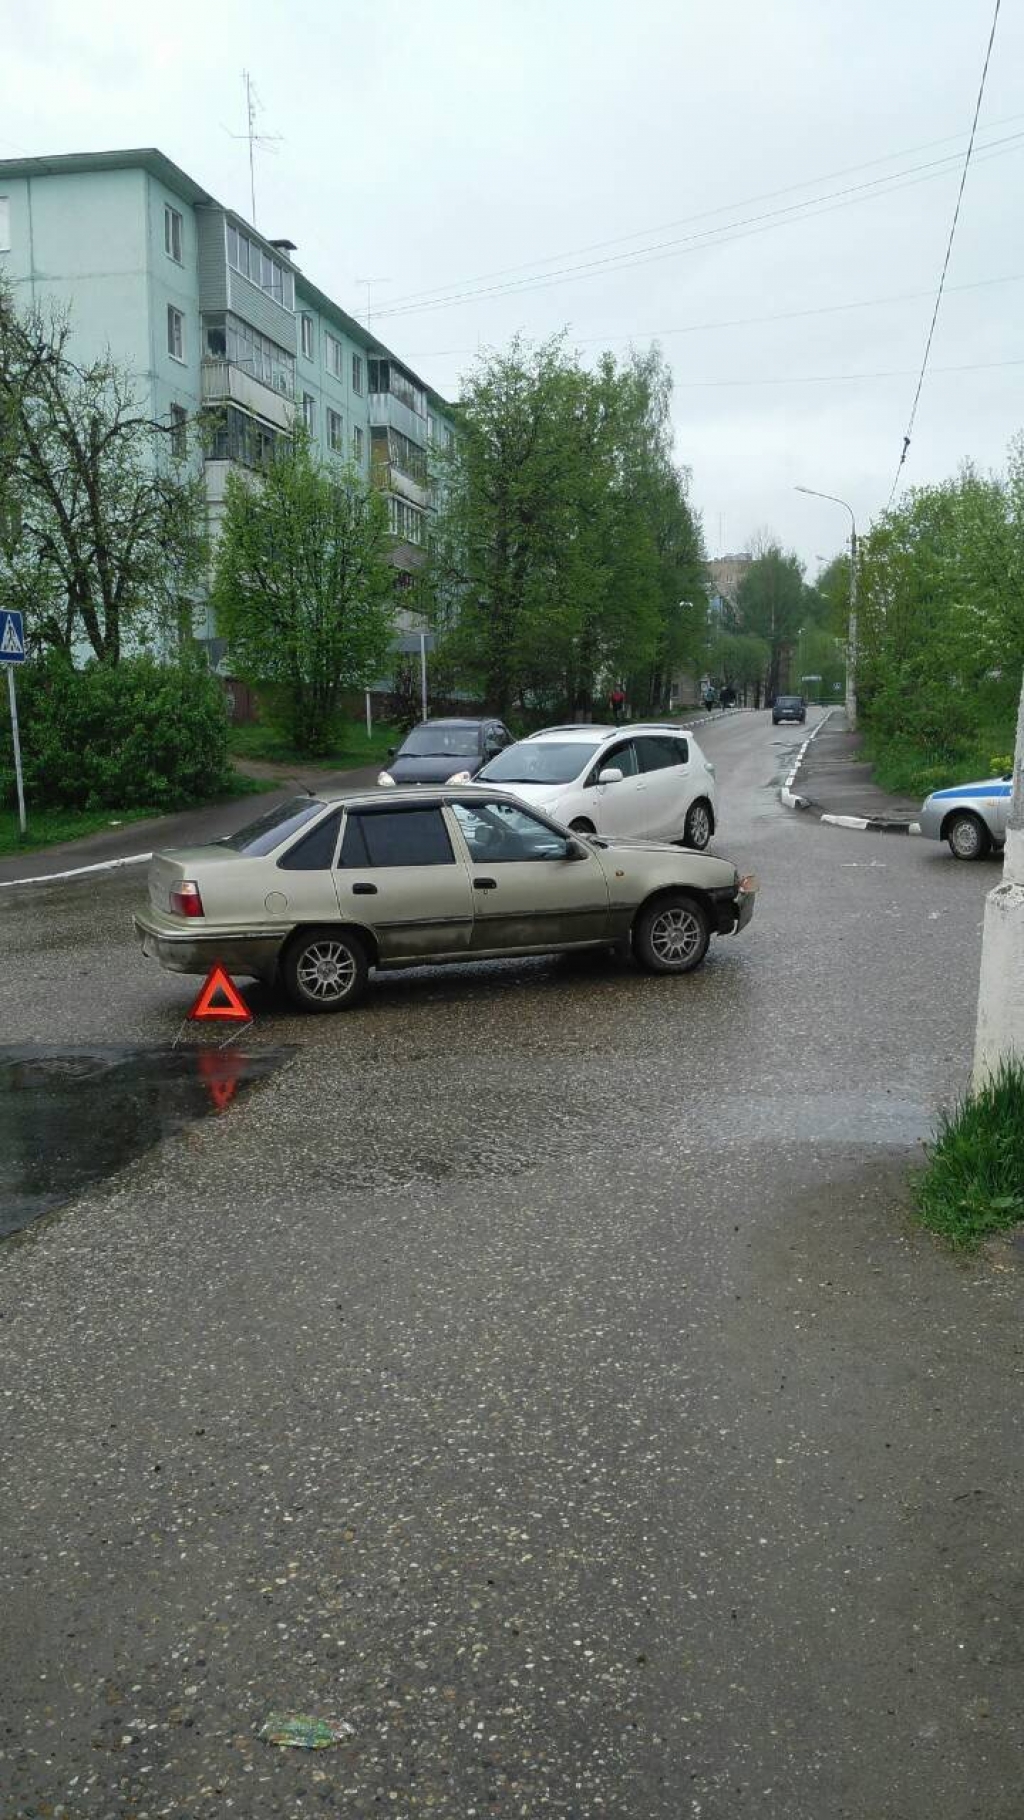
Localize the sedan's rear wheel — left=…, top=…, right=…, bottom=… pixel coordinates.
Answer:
left=683, top=799, right=713, bottom=850
left=283, top=927, right=369, bottom=1012
left=633, top=893, right=711, bottom=975
left=946, top=812, right=991, bottom=862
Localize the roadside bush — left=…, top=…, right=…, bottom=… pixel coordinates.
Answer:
left=0, top=652, right=231, bottom=811
left=915, top=1060, right=1024, bottom=1249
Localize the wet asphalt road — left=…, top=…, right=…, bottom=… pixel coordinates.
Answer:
left=1, top=710, right=1022, bottom=1819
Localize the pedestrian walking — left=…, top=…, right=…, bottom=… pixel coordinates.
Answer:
left=609, top=684, right=626, bottom=725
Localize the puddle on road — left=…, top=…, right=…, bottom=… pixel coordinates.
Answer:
left=0, top=1045, right=291, bottom=1239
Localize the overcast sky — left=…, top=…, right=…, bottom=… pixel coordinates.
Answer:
left=4, top=0, right=1023, bottom=570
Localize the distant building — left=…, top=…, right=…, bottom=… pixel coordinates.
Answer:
left=0, top=148, right=455, bottom=666
left=707, top=552, right=753, bottom=608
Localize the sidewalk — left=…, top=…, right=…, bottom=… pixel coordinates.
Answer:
left=0, top=761, right=381, bottom=887
left=795, top=711, right=921, bottom=824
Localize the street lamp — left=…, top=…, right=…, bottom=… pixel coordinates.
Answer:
left=795, top=485, right=858, bottom=730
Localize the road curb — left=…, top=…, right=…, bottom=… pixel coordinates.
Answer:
left=779, top=709, right=922, bottom=834
left=0, top=850, right=154, bottom=891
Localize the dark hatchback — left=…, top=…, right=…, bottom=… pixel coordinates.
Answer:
left=772, top=695, right=807, bottom=725
left=378, top=717, right=514, bottom=786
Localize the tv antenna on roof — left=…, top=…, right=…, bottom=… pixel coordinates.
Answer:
left=356, top=277, right=392, bottom=332
left=229, top=70, right=282, bottom=226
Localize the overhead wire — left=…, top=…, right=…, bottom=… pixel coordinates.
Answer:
left=373, top=132, right=1024, bottom=323
left=377, top=110, right=1024, bottom=314
left=886, top=0, right=1003, bottom=506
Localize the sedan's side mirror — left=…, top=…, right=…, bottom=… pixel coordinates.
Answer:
left=598, top=766, right=624, bottom=785
left=564, top=838, right=589, bottom=861
left=387, top=746, right=396, bottom=760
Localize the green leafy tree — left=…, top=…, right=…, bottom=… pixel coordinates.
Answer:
left=733, top=543, right=807, bottom=701
left=211, top=437, right=395, bottom=754
left=0, top=282, right=206, bottom=662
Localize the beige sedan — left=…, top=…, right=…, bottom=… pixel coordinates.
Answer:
left=133, top=786, right=757, bottom=1012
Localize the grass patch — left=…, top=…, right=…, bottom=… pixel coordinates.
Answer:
left=915, top=1060, right=1024, bottom=1248
left=862, top=722, right=1014, bottom=799
left=0, top=769, right=270, bottom=856
left=229, top=716, right=399, bottom=769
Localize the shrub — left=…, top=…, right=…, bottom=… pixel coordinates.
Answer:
left=915, top=1060, right=1024, bottom=1248
left=0, top=652, right=231, bottom=811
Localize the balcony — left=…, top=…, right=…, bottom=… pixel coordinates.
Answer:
left=368, top=388, right=427, bottom=448
left=371, top=459, right=430, bottom=510
left=201, top=359, right=295, bottom=433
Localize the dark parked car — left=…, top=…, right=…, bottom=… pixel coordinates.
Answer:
left=378, top=718, right=514, bottom=787
left=772, top=695, right=806, bottom=725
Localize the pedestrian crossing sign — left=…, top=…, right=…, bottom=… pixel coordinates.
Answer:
left=0, top=610, right=25, bottom=663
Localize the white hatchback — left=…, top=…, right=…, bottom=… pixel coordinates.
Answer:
left=466, top=724, right=718, bottom=848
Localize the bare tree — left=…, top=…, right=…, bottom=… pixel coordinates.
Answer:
left=0, top=283, right=206, bottom=663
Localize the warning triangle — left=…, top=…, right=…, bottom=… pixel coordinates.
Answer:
left=188, top=963, right=252, bottom=1022
left=0, top=614, right=24, bottom=656
left=196, top=1045, right=245, bottom=1112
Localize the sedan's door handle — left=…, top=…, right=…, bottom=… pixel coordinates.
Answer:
left=473, top=877, right=498, bottom=890
left=352, top=882, right=378, bottom=895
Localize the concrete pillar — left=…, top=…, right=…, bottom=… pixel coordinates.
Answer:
left=973, top=674, right=1024, bottom=1088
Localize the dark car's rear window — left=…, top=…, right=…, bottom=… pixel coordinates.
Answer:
left=775, top=697, right=803, bottom=708
left=221, top=796, right=326, bottom=855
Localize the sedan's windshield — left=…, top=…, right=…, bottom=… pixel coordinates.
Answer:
left=220, top=796, right=326, bottom=855
left=480, top=740, right=600, bottom=785
left=399, top=727, right=480, bottom=758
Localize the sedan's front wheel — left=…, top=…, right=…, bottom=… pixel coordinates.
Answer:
left=946, top=812, right=991, bottom=862
left=633, top=893, right=711, bottom=975
left=283, top=927, right=370, bottom=1012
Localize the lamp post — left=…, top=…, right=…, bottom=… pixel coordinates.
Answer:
left=795, top=486, right=858, bottom=730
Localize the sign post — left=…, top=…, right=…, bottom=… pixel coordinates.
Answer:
left=0, top=609, right=26, bottom=837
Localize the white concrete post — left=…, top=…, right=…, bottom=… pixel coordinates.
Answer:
left=973, top=671, right=1024, bottom=1088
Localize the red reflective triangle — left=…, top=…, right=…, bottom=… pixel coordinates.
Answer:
left=188, top=963, right=252, bottom=1022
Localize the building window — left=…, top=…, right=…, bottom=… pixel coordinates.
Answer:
left=167, top=305, right=185, bottom=362
left=300, top=313, right=314, bottom=359
left=164, top=204, right=183, bottom=263
left=0, top=196, right=12, bottom=253
left=352, top=425, right=364, bottom=462
left=326, top=334, right=343, bottom=379
left=443, top=424, right=454, bottom=451
left=326, top=407, right=343, bottom=452
left=351, top=353, right=363, bottom=395
left=303, top=393, right=316, bottom=433
left=169, top=403, right=187, bottom=459
left=226, top=220, right=295, bottom=310
left=388, top=496, right=425, bottom=546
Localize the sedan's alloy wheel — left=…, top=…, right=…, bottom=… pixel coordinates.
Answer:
left=297, top=940, right=357, bottom=1001
left=649, top=905, right=703, bottom=966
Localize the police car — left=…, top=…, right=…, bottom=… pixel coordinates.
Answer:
left=918, top=775, right=1012, bottom=860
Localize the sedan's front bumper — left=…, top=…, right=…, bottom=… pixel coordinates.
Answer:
left=917, top=799, right=946, bottom=841
left=132, top=913, right=282, bottom=981
left=709, top=878, right=757, bottom=934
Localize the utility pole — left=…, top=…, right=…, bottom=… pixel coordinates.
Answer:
left=795, top=485, right=858, bottom=730
left=973, top=669, right=1024, bottom=1086
left=230, top=71, right=281, bottom=227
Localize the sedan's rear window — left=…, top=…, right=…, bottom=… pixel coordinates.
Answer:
left=221, top=796, right=326, bottom=855
left=340, top=807, right=454, bottom=867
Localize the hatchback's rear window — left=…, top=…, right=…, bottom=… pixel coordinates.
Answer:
left=221, top=796, right=326, bottom=856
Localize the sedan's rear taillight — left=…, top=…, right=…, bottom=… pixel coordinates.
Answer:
left=171, top=880, right=205, bottom=918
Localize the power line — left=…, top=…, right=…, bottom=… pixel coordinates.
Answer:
left=401, top=271, right=1024, bottom=363
left=374, top=132, right=1024, bottom=323
left=377, top=111, right=1024, bottom=315
left=671, top=352, right=1024, bottom=390
left=887, top=0, right=1003, bottom=507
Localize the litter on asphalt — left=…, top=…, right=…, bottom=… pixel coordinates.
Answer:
left=259, top=1712, right=355, bottom=1749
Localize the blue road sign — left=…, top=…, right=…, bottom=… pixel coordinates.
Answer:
left=0, top=610, right=25, bottom=664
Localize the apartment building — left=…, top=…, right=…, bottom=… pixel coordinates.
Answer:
left=0, top=148, right=455, bottom=657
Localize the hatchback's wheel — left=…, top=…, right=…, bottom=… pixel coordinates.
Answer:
left=633, top=893, right=711, bottom=974
left=283, top=927, right=369, bottom=1012
left=946, top=812, right=991, bottom=862
left=683, top=799, right=713, bottom=850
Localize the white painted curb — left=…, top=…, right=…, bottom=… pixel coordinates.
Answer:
left=778, top=708, right=922, bottom=834
left=779, top=709, right=835, bottom=810
left=0, top=850, right=153, bottom=890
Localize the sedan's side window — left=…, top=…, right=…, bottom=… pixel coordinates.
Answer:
left=636, top=735, right=685, bottom=773
left=452, top=800, right=570, bottom=863
left=278, top=809, right=343, bottom=870
left=338, top=808, right=455, bottom=867
left=589, top=740, right=638, bottom=784
left=483, top=723, right=504, bottom=756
